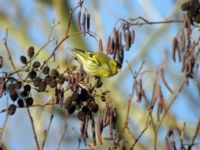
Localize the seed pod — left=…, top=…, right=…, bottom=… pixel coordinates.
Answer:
left=82, top=24, right=86, bottom=36
left=172, top=37, right=178, bottom=62
left=8, top=104, right=16, bottom=115
left=17, top=98, right=24, bottom=108
left=28, top=70, right=37, bottom=79
left=27, top=46, right=35, bottom=58
left=33, top=77, right=42, bottom=87
left=181, top=54, right=186, bottom=72
left=10, top=90, right=18, bottom=101
left=98, top=39, right=103, bottom=52
left=15, top=81, right=22, bottom=89
left=109, top=38, right=114, bottom=54
left=86, top=13, right=90, bottom=32
left=0, top=80, right=5, bottom=97
left=20, top=56, right=27, bottom=64
left=160, top=66, right=174, bottom=94
left=97, top=111, right=103, bottom=145
left=20, top=90, right=28, bottom=97
left=25, top=97, right=34, bottom=106
left=78, top=111, right=86, bottom=121
left=106, top=36, right=111, bottom=53
left=131, top=29, right=135, bottom=44
left=32, top=61, right=41, bottom=68
left=180, top=29, right=185, bottom=52
left=42, top=66, right=50, bottom=74
left=49, top=69, right=59, bottom=79
left=77, top=11, right=81, bottom=31
left=24, top=84, right=31, bottom=92
left=38, top=81, right=47, bottom=92
left=113, top=27, right=117, bottom=45
left=109, top=110, right=113, bottom=140
left=118, top=31, right=122, bottom=46
left=0, top=56, right=3, bottom=68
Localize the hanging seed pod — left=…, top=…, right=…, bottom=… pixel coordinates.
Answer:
left=131, top=29, right=135, bottom=44
left=97, top=111, right=103, bottom=145
left=86, top=13, right=90, bottom=32
left=15, top=80, right=22, bottom=89
left=0, top=80, right=5, bottom=97
left=98, top=39, right=103, bottom=52
left=109, top=110, right=114, bottom=140
left=113, top=27, right=117, bottom=45
left=124, top=31, right=129, bottom=50
left=42, top=66, right=50, bottom=74
left=0, top=56, right=3, bottom=68
left=181, top=54, right=186, bottom=72
left=20, top=56, right=27, bottom=65
left=32, top=61, right=41, bottom=68
left=77, top=11, right=81, bottom=31
left=38, top=80, right=47, bottom=92
left=82, top=24, right=86, bottom=36
left=25, top=97, right=34, bottom=106
left=160, top=66, right=174, bottom=94
left=82, top=11, right=86, bottom=36
left=118, top=31, right=122, bottom=46
left=17, top=98, right=24, bottom=108
left=106, top=36, right=111, bottom=53
left=109, top=38, right=115, bottom=54
left=180, top=29, right=185, bottom=51
left=8, top=104, right=16, bottom=115
left=27, top=46, right=35, bottom=58
left=28, top=70, right=37, bottom=79
left=172, top=37, right=178, bottom=62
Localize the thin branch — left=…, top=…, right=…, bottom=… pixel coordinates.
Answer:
left=26, top=107, right=40, bottom=150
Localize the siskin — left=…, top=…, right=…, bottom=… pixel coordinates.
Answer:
left=72, top=48, right=118, bottom=77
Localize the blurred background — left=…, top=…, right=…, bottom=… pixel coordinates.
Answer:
left=0, top=0, right=200, bottom=150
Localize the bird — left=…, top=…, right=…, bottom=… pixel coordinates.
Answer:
left=72, top=48, right=118, bottom=77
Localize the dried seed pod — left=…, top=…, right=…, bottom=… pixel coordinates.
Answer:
left=172, top=37, right=178, bottom=62
left=28, top=70, right=37, bottom=79
left=118, top=31, right=122, bottom=46
left=10, top=90, right=18, bottom=101
left=32, top=61, right=41, bottom=68
left=33, top=77, right=42, bottom=87
left=109, top=38, right=115, bottom=54
left=49, top=79, right=57, bottom=88
left=20, top=56, right=27, bottom=64
left=180, top=29, right=185, bottom=51
left=25, top=97, right=34, bottom=106
left=42, top=66, right=50, bottom=74
left=15, top=80, right=22, bottom=89
left=106, top=36, right=111, bottom=53
left=78, top=111, right=86, bottom=121
left=160, top=66, right=174, bottom=94
left=125, top=31, right=129, bottom=50
left=82, top=24, right=86, bottom=36
left=77, top=11, right=81, bottom=31
left=97, top=111, right=103, bottom=145
left=20, top=90, right=28, bottom=97
left=181, top=54, right=186, bottom=72
left=0, top=56, right=3, bottom=68
left=98, top=39, right=103, bottom=52
left=131, top=29, right=135, bottom=44
left=113, top=27, right=117, bottom=45
left=109, top=110, right=113, bottom=140
left=24, top=84, right=31, bottom=92
left=17, top=98, right=24, bottom=108
left=86, top=13, right=90, bottom=32
left=49, top=69, right=59, bottom=79
left=8, top=104, right=16, bottom=115
left=27, top=46, right=35, bottom=58
left=103, top=104, right=110, bottom=127
left=0, top=80, right=5, bottom=97
left=38, top=81, right=47, bottom=92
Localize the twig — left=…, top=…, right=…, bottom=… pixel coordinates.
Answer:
left=56, top=113, right=68, bottom=150
left=41, top=96, right=56, bottom=150
left=154, top=79, right=186, bottom=150
left=188, top=119, right=200, bottom=150
left=26, top=107, right=40, bottom=150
